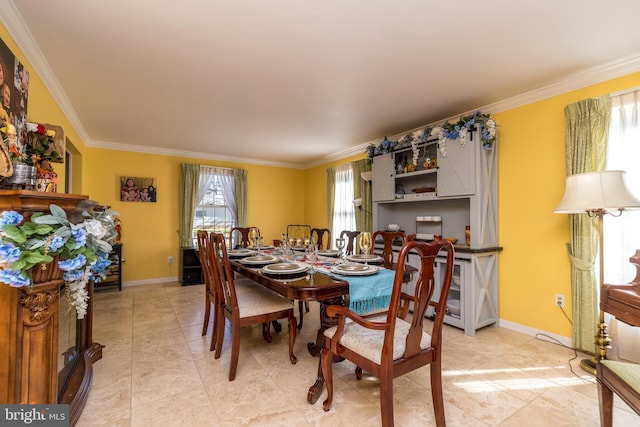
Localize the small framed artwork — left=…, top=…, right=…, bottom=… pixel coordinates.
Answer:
left=120, top=176, right=156, bottom=202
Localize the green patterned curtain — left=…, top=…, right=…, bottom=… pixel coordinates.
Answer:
left=352, top=159, right=372, bottom=232
left=564, top=96, right=610, bottom=352
left=326, top=167, right=336, bottom=232
left=234, top=169, right=248, bottom=227
left=178, top=163, right=200, bottom=248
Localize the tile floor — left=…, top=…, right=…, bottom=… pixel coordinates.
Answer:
left=77, top=282, right=637, bottom=426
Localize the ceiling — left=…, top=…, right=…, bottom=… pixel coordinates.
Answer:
left=3, top=1, right=640, bottom=168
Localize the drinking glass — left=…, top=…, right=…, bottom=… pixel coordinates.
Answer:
left=307, top=243, right=318, bottom=273
left=335, top=238, right=345, bottom=261
left=359, top=232, right=372, bottom=266
left=256, top=236, right=264, bottom=254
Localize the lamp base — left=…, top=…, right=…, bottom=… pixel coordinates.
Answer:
left=580, top=357, right=597, bottom=375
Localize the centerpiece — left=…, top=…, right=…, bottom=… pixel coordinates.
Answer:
left=0, top=204, right=118, bottom=318
left=0, top=122, right=63, bottom=190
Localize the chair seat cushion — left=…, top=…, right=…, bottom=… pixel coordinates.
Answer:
left=236, top=282, right=294, bottom=318
left=324, top=314, right=432, bottom=364
left=601, top=360, right=640, bottom=394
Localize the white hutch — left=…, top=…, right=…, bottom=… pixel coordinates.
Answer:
left=371, top=130, right=501, bottom=336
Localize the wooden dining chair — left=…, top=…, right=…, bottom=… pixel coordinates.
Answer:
left=311, top=227, right=332, bottom=250
left=321, top=239, right=455, bottom=426
left=198, top=230, right=262, bottom=351
left=208, top=232, right=298, bottom=381
left=372, top=230, right=418, bottom=283
left=229, top=226, right=260, bottom=250
left=196, top=230, right=217, bottom=344
left=340, top=230, right=361, bottom=255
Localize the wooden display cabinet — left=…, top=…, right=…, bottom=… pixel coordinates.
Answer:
left=95, top=243, right=123, bottom=291
left=0, top=190, right=102, bottom=425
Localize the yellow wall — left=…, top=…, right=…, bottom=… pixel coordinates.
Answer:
left=495, top=72, right=640, bottom=337
left=304, top=153, right=366, bottom=229
left=84, top=148, right=305, bottom=282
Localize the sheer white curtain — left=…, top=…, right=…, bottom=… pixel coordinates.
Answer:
left=604, top=89, right=640, bottom=361
left=198, top=165, right=238, bottom=227
left=332, top=164, right=355, bottom=241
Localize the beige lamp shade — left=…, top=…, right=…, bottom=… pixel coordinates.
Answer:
left=554, top=170, right=640, bottom=214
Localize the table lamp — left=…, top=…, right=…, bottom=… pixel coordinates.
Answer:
left=554, top=170, right=640, bottom=374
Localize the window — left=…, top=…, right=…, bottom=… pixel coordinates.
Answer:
left=192, top=167, right=237, bottom=246
left=604, top=90, right=640, bottom=284
left=332, top=164, right=356, bottom=241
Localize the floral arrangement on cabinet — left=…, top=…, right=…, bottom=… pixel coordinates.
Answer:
left=367, top=110, right=497, bottom=161
left=1, top=121, right=63, bottom=166
left=0, top=204, right=118, bottom=319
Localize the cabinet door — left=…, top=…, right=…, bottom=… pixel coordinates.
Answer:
left=372, top=154, right=395, bottom=202
left=433, top=257, right=465, bottom=329
left=437, top=136, right=475, bottom=197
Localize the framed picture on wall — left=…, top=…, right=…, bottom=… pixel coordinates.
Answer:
left=120, top=176, right=156, bottom=202
left=0, top=36, right=30, bottom=157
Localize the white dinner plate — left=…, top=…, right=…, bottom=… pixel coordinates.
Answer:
left=346, top=254, right=383, bottom=263
left=239, top=255, right=278, bottom=265
left=248, top=245, right=275, bottom=250
left=228, top=249, right=255, bottom=258
left=262, top=263, right=308, bottom=275
left=330, top=263, right=381, bottom=276
left=317, top=249, right=340, bottom=257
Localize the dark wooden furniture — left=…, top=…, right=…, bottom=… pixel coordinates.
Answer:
left=321, top=240, right=454, bottom=427
left=311, top=227, right=332, bottom=249
left=597, top=249, right=640, bottom=426
left=340, top=230, right=361, bottom=255
left=209, top=233, right=297, bottom=381
left=228, top=226, right=260, bottom=249
left=196, top=231, right=217, bottom=346
left=0, top=190, right=101, bottom=426
left=372, top=230, right=418, bottom=283
left=95, top=242, right=122, bottom=291
left=180, top=247, right=203, bottom=285
left=229, top=258, right=349, bottom=403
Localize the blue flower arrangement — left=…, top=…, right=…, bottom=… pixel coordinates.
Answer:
left=0, top=204, right=118, bottom=318
left=366, top=110, right=497, bottom=160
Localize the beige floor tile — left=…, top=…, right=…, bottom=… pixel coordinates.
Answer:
left=130, top=386, right=218, bottom=427
left=77, top=281, right=639, bottom=426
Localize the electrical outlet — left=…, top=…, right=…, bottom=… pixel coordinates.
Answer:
left=168, top=256, right=173, bottom=265
left=555, top=293, right=565, bottom=308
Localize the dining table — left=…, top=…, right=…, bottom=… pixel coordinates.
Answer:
left=229, top=249, right=395, bottom=404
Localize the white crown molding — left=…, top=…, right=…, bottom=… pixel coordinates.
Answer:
left=3, top=0, right=640, bottom=170
left=308, top=54, right=640, bottom=167
left=90, top=139, right=305, bottom=169
left=483, top=53, right=640, bottom=115
left=0, top=1, right=91, bottom=144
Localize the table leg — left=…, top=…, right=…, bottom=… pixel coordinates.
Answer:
left=307, top=296, right=344, bottom=404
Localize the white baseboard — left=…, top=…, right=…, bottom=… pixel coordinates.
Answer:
left=122, top=276, right=179, bottom=288
left=499, top=319, right=573, bottom=348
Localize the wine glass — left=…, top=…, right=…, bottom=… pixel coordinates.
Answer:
left=306, top=243, right=318, bottom=273
left=256, top=236, right=264, bottom=254
left=359, top=232, right=372, bottom=266
left=335, top=237, right=345, bottom=260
